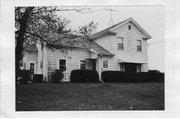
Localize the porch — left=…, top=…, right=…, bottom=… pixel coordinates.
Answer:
left=118, top=59, right=148, bottom=72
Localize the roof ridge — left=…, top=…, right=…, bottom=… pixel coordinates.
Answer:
left=89, top=17, right=151, bottom=39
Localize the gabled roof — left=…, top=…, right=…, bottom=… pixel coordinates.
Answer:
left=90, top=41, right=114, bottom=56
left=51, top=37, right=113, bottom=56
left=89, top=18, right=151, bottom=40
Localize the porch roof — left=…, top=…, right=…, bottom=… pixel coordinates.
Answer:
left=118, top=59, right=147, bottom=64
left=51, top=37, right=114, bottom=56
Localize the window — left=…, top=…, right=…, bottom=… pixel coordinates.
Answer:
left=59, top=59, right=66, bottom=71
left=103, top=59, right=109, bottom=69
left=128, top=25, right=131, bottom=30
left=80, top=60, right=86, bottom=70
left=30, top=63, right=35, bottom=74
left=137, top=40, right=142, bottom=52
left=117, top=37, right=124, bottom=50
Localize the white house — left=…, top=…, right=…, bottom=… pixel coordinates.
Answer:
left=21, top=18, right=151, bottom=82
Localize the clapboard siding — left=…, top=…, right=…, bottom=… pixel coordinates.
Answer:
left=94, top=35, right=111, bottom=52
left=94, top=22, right=148, bottom=72
left=25, top=51, right=38, bottom=73
left=47, top=48, right=91, bottom=81
left=36, top=43, right=42, bottom=74
left=97, top=56, right=120, bottom=80
left=113, top=22, right=148, bottom=63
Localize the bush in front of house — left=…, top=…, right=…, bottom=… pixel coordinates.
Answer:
left=101, top=71, right=136, bottom=83
left=101, top=71, right=164, bottom=83
left=70, top=70, right=100, bottom=83
left=33, top=74, right=43, bottom=83
left=17, top=69, right=31, bottom=84
left=146, top=72, right=164, bottom=82
left=51, top=69, right=64, bottom=83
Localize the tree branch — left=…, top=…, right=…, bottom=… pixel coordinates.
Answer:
left=24, top=31, right=81, bottom=49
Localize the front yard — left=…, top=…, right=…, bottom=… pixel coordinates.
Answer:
left=16, top=83, right=164, bottom=111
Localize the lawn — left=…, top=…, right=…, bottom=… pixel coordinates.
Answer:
left=16, top=83, right=164, bottom=111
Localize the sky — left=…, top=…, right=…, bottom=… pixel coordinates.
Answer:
left=57, top=6, right=164, bottom=72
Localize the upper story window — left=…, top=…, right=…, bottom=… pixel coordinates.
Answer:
left=128, top=25, right=131, bottom=30
left=117, top=37, right=124, bottom=50
left=59, top=59, right=66, bottom=71
left=102, top=59, right=109, bottom=69
left=137, top=40, right=142, bottom=52
left=80, top=60, right=86, bottom=70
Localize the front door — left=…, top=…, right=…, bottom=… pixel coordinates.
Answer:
left=30, top=63, right=35, bottom=74
left=92, top=59, right=96, bottom=70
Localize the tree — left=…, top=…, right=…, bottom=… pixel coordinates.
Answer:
left=15, top=7, right=98, bottom=76
left=77, top=21, right=98, bottom=38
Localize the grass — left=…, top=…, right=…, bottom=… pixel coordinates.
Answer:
left=16, top=83, right=164, bottom=111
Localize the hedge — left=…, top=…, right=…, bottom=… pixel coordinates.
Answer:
left=51, top=69, right=64, bottom=83
left=33, top=74, right=43, bottom=83
left=101, top=71, right=164, bottom=83
left=17, top=70, right=31, bottom=84
left=70, top=70, right=100, bottom=83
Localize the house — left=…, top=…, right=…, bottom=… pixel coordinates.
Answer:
left=21, top=18, right=151, bottom=82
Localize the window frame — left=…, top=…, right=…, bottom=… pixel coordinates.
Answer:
left=117, top=37, right=124, bottom=50
left=102, top=59, right=109, bottom=69
left=137, top=40, right=142, bottom=52
left=29, top=62, right=36, bottom=74
left=59, top=59, right=66, bottom=71
left=79, top=60, right=86, bottom=70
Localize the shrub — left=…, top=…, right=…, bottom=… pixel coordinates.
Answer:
left=51, top=69, right=64, bottom=83
left=33, top=74, right=43, bottom=83
left=102, top=71, right=164, bottom=83
left=17, top=70, right=31, bottom=84
left=146, top=72, right=164, bottom=82
left=70, top=70, right=100, bottom=83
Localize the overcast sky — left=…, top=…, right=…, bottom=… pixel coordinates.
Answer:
left=58, top=6, right=164, bottom=72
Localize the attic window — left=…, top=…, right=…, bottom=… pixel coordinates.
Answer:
left=128, top=25, right=131, bottom=30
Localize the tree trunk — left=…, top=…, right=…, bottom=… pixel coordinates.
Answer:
left=16, top=7, right=34, bottom=78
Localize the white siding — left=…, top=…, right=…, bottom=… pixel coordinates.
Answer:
left=95, top=22, right=149, bottom=72
left=94, top=35, right=111, bottom=52
left=113, top=23, right=148, bottom=64
left=47, top=48, right=91, bottom=81
left=97, top=56, right=120, bottom=80
left=36, top=43, right=43, bottom=74
left=23, top=51, right=38, bottom=73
